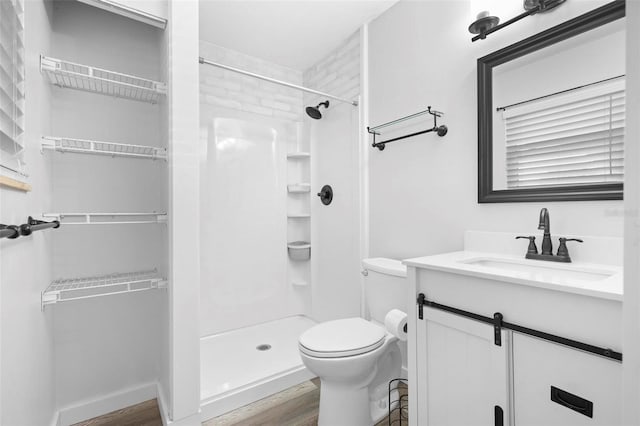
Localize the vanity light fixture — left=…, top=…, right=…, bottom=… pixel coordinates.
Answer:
left=468, top=11, right=500, bottom=40
left=468, top=0, right=566, bottom=42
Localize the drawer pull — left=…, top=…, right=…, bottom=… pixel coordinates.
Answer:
left=550, top=386, right=593, bottom=418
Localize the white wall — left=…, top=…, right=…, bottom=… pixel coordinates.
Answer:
left=157, top=10, right=170, bottom=421
left=0, top=1, right=56, bottom=424
left=368, top=0, right=623, bottom=261
left=623, top=1, right=640, bottom=423
left=167, top=0, right=201, bottom=422
left=305, top=31, right=362, bottom=322
left=47, top=0, right=167, bottom=413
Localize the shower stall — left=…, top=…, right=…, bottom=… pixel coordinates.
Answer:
left=197, top=32, right=365, bottom=420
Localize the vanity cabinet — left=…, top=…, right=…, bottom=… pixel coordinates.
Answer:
left=406, top=253, right=623, bottom=426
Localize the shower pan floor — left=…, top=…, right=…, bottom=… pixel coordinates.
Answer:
left=200, top=315, right=317, bottom=421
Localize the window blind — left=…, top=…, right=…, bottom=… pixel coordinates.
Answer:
left=502, top=77, right=624, bottom=189
left=0, top=0, right=25, bottom=174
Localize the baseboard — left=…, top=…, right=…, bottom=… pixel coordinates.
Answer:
left=156, top=382, right=171, bottom=426
left=165, top=412, right=202, bottom=426
left=57, top=382, right=158, bottom=426
left=156, top=382, right=202, bottom=426
left=49, top=410, right=60, bottom=426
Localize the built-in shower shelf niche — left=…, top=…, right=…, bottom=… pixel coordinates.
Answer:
left=287, top=183, right=310, bottom=193
left=41, top=269, right=167, bottom=309
left=40, top=55, right=167, bottom=104
left=286, top=123, right=311, bottom=294
left=287, top=152, right=310, bottom=159
left=42, top=212, right=167, bottom=225
left=288, top=241, right=311, bottom=261
left=41, top=136, right=167, bottom=160
left=287, top=213, right=310, bottom=219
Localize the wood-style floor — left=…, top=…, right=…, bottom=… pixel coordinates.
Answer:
left=72, top=379, right=408, bottom=426
left=71, top=399, right=162, bottom=426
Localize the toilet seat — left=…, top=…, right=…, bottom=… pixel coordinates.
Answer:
left=299, top=317, right=386, bottom=358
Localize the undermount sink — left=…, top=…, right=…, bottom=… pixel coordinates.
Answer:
left=459, top=257, right=615, bottom=282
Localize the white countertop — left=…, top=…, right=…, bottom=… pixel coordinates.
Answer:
left=403, top=251, right=623, bottom=302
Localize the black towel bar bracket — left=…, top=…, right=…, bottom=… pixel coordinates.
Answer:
left=0, top=216, right=60, bottom=240
left=368, top=106, right=447, bottom=151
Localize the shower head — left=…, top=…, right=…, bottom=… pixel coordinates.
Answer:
left=305, top=100, right=330, bottom=119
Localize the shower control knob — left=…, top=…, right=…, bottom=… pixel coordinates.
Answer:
left=317, top=185, right=333, bottom=206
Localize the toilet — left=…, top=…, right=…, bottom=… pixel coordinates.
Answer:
left=298, top=258, right=407, bottom=426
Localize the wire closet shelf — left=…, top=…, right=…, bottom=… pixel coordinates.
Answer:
left=42, top=212, right=167, bottom=225
left=40, top=56, right=167, bottom=104
left=41, top=269, right=167, bottom=309
left=41, top=136, right=167, bottom=160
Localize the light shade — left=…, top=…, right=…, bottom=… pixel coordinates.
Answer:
left=468, top=11, right=500, bottom=36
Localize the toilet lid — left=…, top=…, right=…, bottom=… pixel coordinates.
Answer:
left=299, top=318, right=386, bottom=358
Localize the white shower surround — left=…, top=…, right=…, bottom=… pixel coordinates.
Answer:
left=197, top=29, right=365, bottom=419
left=199, top=110, right=307, bottom=335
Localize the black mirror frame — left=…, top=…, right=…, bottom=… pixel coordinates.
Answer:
left=477, top=0, right=625, bottom=203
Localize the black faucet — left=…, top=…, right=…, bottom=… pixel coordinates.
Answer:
left=516, top=208, right=583, bottom=263
left=538, top=208, right=552, bottom=255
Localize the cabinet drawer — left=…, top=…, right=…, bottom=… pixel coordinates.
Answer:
left=513, top=333, right=622, bottom=426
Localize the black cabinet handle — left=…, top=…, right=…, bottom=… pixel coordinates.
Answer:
left=494, top=405, right=503, bottom=426
left=550, top=386, right=593, bottom=418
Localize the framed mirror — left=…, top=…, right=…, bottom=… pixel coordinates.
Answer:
left=477, top=1, right=625, bottom=203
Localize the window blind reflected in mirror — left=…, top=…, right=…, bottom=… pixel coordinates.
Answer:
left=501, top=77, right=624, bottom=189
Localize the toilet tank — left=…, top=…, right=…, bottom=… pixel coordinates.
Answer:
left=362, top=258, right=408, bottom=324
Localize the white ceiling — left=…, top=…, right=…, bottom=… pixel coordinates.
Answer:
left=199, top=0, right=398, bottom=71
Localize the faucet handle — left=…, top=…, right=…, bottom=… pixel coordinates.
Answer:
left=561, top=238, right=584, bottom=243
left=516, top=236, right=538, bottom=255
left=557, top=237, right=583, bottom=261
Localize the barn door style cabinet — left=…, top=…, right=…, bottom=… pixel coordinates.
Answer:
left=405, top=239, right=623, bottom=426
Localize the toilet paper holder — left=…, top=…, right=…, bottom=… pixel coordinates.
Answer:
left=385, top=309, right=408, bottom=341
